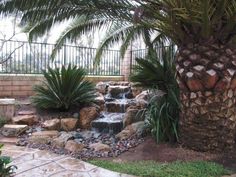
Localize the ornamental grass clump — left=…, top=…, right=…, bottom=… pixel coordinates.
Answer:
left=31, top=64, right=96, bottom=111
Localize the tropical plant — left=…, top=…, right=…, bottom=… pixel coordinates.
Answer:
left=31, top=64, right=96, bottom=111
left=131, top=46, right=179, bottom=143
left=0, top=144, right=17, bottom=177
left=2, top=0, right=236, bottom=151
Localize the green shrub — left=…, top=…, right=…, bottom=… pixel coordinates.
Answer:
left=0, top=118, right=6, bottom=128
left=0, top=144, right=17, bottom=177
left=130, top=46, right=179, bottom=143
left=31, top=64, right=96, bottom=111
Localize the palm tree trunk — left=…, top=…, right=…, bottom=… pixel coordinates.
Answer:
left=176, top=43, right=236, bottom=152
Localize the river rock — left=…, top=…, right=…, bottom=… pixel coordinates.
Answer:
left=42, top=119, right=61, bottom=130
left=65, top=140, right=85, bottom=153
left=79, top=107, right=99, bottom=129
left=116, top=121, right=145, bottom=140
left=123, top=108, right=146, bottom=127
left=108, top=85, right=130, bottom=98
left=61, top=118, right=78, bottom=131
left=29, top=130, right=59, bottom=144
left=51, top=132, right=75, bottom=148
left=1, top=124, right=29, bottom=137
left=96, top=82, right=107, bottom=94
left=12, top=115, right=38, bottom=126
left=89, top=142, right=111, bottom=152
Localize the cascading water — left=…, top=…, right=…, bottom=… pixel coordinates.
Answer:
left=91, top=83, right=134, bottom=134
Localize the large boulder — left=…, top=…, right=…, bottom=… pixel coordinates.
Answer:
left=116, top=121, right=145, bottom=140
left=89, top=142, right=111, bottom=152
left=79, top=107, right=99, bottom=129
left=61, top=118, right=79, bottom=131
left=51, top=132, right=75, bottom=148
left=94, top=93, right=105, bottom=110
left=42, top=119, right=61, bottom=130
left=108, top=85, right=130, bottom=98
left=29, top=131, right=59, bottom=144
left=123, top=108, right=146, bottom=127
left=1, top=124, right=28, bottom=137
left=12, top=115, right=38, bottom=126
left=96, top=82, right=107, bottom=94
left=65, top=140, right=85, bottom=153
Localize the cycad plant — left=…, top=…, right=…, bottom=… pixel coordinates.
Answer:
left=31, top=64, right=96, bottom=111
left=2, top=0, right=236, bottom=151
left=0, top=144, right=17, bottom=177
left=131, top=46, right=179, bottom=143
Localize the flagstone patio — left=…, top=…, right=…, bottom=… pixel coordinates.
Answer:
left=2, top=144, right=135, bottom=177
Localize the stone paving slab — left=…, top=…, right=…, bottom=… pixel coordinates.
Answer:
left=2, top=144, right=135, bottom=177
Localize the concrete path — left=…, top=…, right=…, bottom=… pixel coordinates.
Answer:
left=2, top=144, right=135, bottom=177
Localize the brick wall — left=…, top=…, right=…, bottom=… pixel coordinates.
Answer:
left=0, top=74, right=124, bottom=98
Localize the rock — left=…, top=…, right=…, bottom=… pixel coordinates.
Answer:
left=73, top=113, right=79, bottom=119
left=135, top=91, right=149, bottom=101
left=105, top=101, right=130, bottom=113
left=65, top=140, right=85, bottom=153
left=89, top=142, right=111, bottom=152
left=18, top=111, right=35, bottom=115
left=108, top=85, right=130, bottom=98
left=1, top=124, right=28, bottom=137
left=123, top=108, right=146, bottom=127
left=116, top=121, right=145, bottom=140
left=12, top=115, right=38, bottom=126
left=79, top=107, right=99, bottom=129
left=61, top=118, right=79, bottom=131
left=51, top=132, right=75, bottom=148
left=186, top=78, right=204, bottom=91
left=96, top=82, right=107, bottom=94
left=131, top=85, right=143, bottom=97
left=42, top=119, right=61, bottom=130
left=94, top=93, right=105, bottom=110
left=29, top=130, right=59, bottom=144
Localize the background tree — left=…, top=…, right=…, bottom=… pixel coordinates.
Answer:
left=2, top=0, right=236, bottom=152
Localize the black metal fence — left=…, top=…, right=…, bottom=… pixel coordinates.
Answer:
left=131, top=45, right=176, bottom=70
left=0, top=40, right=121, bottom=75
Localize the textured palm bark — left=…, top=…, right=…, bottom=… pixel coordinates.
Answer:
left=176, top=44, right=236, bottom=152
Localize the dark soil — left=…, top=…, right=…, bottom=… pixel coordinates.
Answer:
left=99, top=136, right=236, bottom=172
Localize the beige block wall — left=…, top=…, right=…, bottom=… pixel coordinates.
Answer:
left=0, top=74, right=124, bottom=98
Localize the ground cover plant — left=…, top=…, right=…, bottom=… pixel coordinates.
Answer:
left=90, top=160, right=230, bottom=177
left=31, top=64, right=96, bottom=111
left=0, top=144, right=17, bottom=177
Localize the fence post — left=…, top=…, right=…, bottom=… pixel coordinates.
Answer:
left=121, top=46, right=132, bottom=81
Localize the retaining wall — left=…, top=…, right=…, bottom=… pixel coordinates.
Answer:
left=0, top=74, right=124, bottom=98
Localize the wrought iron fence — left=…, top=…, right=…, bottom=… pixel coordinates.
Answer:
left=131, top=45, right=176, bottom=72
left=0, top=40, right=121, bottom=75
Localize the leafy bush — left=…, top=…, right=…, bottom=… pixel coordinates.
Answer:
left=31, top=64, right=96, bottom=111
left=0, top=144, right=17, bottom=177
left=130, top=46, right=179, bottom=143
left=0, top=118, right=6, bottom=128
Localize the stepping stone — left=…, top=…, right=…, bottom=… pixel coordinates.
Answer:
left=0, top=136, right=18, bottom=144
left=12, top=115, right=38, bottom=126
left=1, top=124, right=28, bottom=137
left=29, top=131, right=59, bottom=144
left=18, top=111, right=35, bottom=115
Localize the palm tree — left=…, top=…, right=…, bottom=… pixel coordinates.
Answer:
left=134, top=0, right=236, bottom=152
left=2, top=0, right=236, bottom=152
